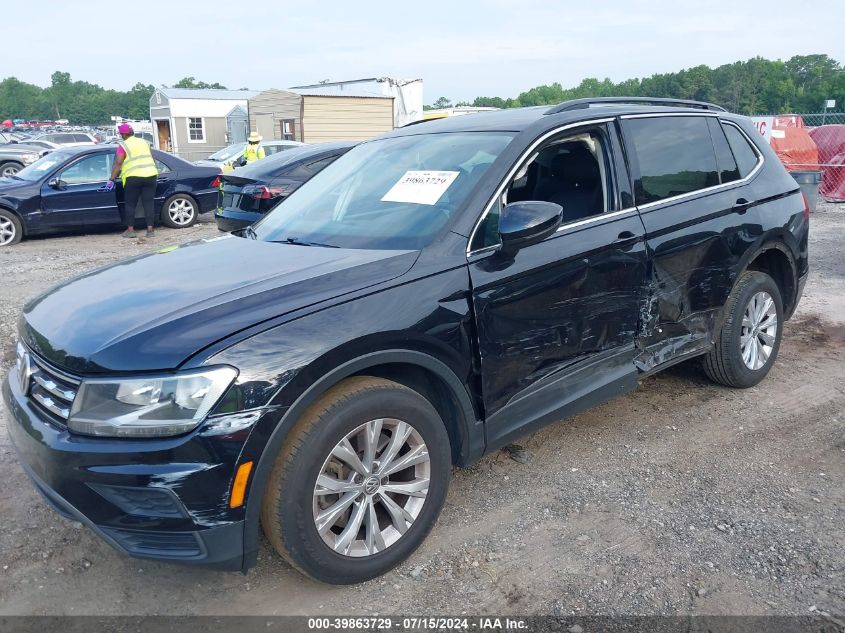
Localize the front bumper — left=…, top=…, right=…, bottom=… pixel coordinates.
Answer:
left=2, top=371, right=257, bottom=571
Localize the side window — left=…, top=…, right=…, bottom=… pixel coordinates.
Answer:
left=73, top=134, right=92, bottom=143
left=58, top=134, right=77, bottom=143
left=626, top=116, right=719, bottom=204
left=304, top=155, right=339, bottom=174
left=471, top=128, right=612, bottom=251
left=154, top=159, right=171, bottom=173
left=707, top=118, right=740, bottom=184
left=59, top=154, right=113, bottom=184
left=722, top=122, right=760, bottom=178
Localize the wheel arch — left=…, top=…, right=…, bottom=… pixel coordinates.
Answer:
left=240, top=349, right=483, bottom=572
left=736, top=239, right=799, bottom=319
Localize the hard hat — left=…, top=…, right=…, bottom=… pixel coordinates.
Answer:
left=117, top=123, right=134, bottom=134
left=247, top=132, right=262, bottom=143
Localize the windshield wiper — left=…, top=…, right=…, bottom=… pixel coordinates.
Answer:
left=271, top=236, right=339, bottom=248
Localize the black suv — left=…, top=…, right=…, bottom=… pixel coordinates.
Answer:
left=3, top=98, right=808, bottom=584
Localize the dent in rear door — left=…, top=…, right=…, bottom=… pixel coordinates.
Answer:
left=621, top=114, right=766, bottom=370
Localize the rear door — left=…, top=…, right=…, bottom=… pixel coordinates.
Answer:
left=468, top=121, right=647, bottom=449
left=620, top=113, right=764, bottom=370
left=40, top=152, right=120, bottom=227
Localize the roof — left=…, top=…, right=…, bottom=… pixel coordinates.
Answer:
left=157, top=88, right=260, bottom=100
left=388, top=100, right=737, bottom=137
left=290, top=77, right=422, bottom=89
left=289, top=88, right=394, bottom=99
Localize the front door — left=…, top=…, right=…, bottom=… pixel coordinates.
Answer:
left=40, top=153, right=121, bottom=227
left=468, top=123, right=648, bottom=449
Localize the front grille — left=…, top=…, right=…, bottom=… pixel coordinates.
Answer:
left=26, top=353, right=79, bottom=423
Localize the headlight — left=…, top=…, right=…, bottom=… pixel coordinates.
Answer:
left=68, top=366, right=238, bottom=438
left=21, top=154, right=39, bottom=164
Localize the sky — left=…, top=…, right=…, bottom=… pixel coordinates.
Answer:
left=8, top=0, right=845, bottom=103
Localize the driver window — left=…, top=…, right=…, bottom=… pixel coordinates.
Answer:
left=59, top=154, right=113, bottom=184
left=471, top=127, right=612, bottom=251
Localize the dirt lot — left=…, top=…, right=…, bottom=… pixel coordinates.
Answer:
left=0, top=208, right=843, bottom=617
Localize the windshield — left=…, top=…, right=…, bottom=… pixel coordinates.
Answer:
left=13, top=151, right=73, bottom=181
left=207, top=143, right=246, bottom=162
left=254, top=132, right=514, bottom=250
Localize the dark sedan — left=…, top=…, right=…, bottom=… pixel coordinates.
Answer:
left=0, top=146, right=221, bottom=245
left=214, top=142, right=355, bottom=232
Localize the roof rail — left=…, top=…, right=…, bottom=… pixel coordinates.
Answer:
left=545, top=97, right=726, bottom=114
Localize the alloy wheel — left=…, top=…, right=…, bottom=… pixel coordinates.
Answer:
left=312, top=418, right=431, bottom=557
left=0, top=216, right=16, bottom=245
left=1, top=164, right=20, bottom=177
left=167, top=198, right=195, bottom=226
left=740, top=291, right=778, bottom=370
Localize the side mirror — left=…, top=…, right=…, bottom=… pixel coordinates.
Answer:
left=499, top=201, right=563, bottom=253
left=48, top=178, right=66, bottom=190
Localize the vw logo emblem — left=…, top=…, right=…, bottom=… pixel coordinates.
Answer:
left=363, top=476, right=380, bottom=495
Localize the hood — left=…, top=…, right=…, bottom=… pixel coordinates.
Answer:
left=22, top=234, right=418, bottom=373
left=0, top=176, right=36, bottom=194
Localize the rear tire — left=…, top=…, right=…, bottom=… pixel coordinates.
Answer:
left=703, top=271, right=783, bottom=388
left=0, top=209, right=22, bottom=246
left=1, top=162, right=23, bottom=177
left=161, top=193, right=197, bottom=228
left=260, top=377, right=451, bottom=584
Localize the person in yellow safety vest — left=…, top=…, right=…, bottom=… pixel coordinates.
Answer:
left=238, top=131, right=265, bottom=166
left=108, top=123, right=159, bottom=239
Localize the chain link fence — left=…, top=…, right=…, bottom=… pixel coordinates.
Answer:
left=754, top=112, right=845, bottom=206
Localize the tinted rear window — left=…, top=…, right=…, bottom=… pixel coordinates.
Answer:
left=626, top=116, right=719, bottom=204
left=722, top=122, right=760, bottom=178
left=707, top=118, right=740, bottom=184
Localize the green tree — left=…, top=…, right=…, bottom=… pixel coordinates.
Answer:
left=173, top=76, right=228, bottom=90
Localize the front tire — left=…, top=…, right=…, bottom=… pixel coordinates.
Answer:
left=703, top=271, right=783, bottom=388
left=0, top=209, right=22, bottom=246
left=1, top=162, right=24, bottom=178
left=260, top=377, right=451, bottom=584
left=161, top=193, right=197, bottom=228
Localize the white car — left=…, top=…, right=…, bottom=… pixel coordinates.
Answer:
left=28, top=132, right=98, bottom=148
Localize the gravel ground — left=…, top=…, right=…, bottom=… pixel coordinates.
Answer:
left=0, top=208, right=842, bottom=617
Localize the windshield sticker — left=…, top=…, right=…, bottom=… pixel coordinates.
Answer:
left=34, top=161, right=57, bottom=171
left=381, top=170, right=460, bottom=206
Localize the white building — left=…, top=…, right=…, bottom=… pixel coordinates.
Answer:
left=149, top=88, right=259, bottom=160
left=289, top=78, right=423, bottom=127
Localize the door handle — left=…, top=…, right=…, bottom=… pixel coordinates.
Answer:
left=613, top=230, right=637, bottom=243
left=96, top=185, right=111, bottom=193
left=734, top=197, right=752, bottom=214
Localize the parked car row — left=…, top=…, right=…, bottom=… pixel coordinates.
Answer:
left=3, top=98, right=809, bottom=585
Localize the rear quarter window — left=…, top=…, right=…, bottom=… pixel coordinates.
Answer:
left=722, top=122, right=761, bottom=178
left=625, top=116, right=719, bottom=204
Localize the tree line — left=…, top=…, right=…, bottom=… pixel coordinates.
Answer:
left=0, top=74, right=228, bottom=125
left=2, top=55, right=843, bottom=125
left=429, top=54, right=845, bottom=115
